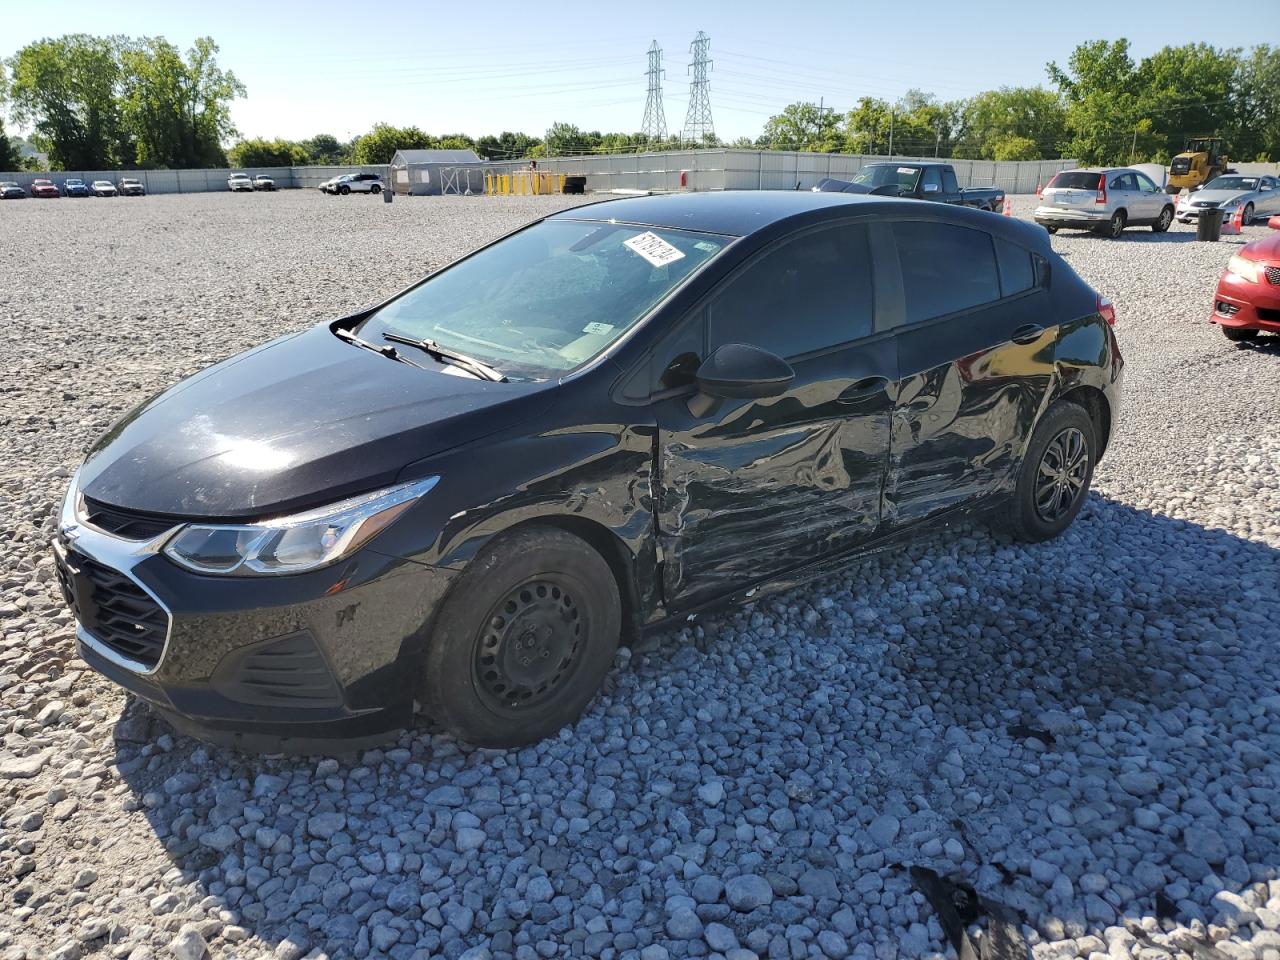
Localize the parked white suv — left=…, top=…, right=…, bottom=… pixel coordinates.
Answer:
left=1035, top=168, right=1176, bottom=238
left=320, top=173, right=385, bottom=195
left=228, top=173, right=254, bottom=192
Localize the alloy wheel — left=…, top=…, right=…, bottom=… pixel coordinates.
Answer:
left=473, top=578, right=585, bottom=716
left=1035, top=427, right=1090, bottom=522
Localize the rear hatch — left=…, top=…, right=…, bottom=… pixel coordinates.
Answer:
left=1042, top=171, right=1104, bottom=211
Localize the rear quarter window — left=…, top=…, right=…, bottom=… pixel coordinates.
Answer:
left=891, top=221, right=1000, bottom=323
left=995, top=238, right=1035, bottom=297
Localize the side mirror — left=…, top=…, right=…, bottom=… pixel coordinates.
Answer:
left=695, top=343, right=795, bottom=400
left=922, top=182, right=940, bottom=194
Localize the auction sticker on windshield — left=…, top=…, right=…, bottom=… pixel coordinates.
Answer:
left=624, top=231, right=686, bottom=267
left=898, top=167, right=918, bottom=174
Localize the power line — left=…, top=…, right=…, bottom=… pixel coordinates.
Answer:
left=681, top=31, right=715, bottom=145
left=641, top=40, right=668, bottom=145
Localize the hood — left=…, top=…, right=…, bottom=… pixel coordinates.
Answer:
left=1241, top=230, right=1280, bottom=262
left=1187, top=189, right=1251, bottom=205
left=80, top=323, right=555, bottom=519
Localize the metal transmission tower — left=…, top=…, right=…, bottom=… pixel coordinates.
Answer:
left=640, top=40, right=668, bottom=145
left=680, top=31, right=715, bottom=145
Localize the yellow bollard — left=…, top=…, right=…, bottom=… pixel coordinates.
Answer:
left=558, top=174, right=565, bottom=194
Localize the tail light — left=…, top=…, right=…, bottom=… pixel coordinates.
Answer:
left=1097, top=294, right=1116, bottom=326
left=1095, top=174, right=1107, bottom=206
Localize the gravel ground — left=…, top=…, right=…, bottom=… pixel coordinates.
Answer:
left=1, top=191, right=1278, bottom=960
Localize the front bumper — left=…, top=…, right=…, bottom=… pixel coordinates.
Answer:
left=1212, top=270, right=1280, bottom=333
left=53, top=488, right=458, bottom=752
left=1034, top=207, right=1109, bottom=229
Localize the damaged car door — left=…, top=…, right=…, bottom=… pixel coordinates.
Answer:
left=651, top=221, right=896, bottom=611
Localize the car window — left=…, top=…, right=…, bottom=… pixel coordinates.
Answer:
left=1134, top=171, right=1158, bottom=192
left=1048, top=171, right=1103, bottom=190
left=995, top=238, right=1034, bottom=297
left=920, top=167, right=943, bottom=193
left=942, top=167, right=959, bottom=194
left=891, top=221, right=1000, bottom=323
left=361, top=220, right=728, bottom=379
left=707, top=223, right=874, bottom=359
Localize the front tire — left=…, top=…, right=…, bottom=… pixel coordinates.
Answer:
left=1152, top=205, right=1173, bottom=232
left=420, top=526, right=620, bottom=747
left=338, top=185, right=350, bottom=195
left=370, top=184, right=381, bottom=194
left=1222, top=326, right=1259, bottom=343
left=1242, top=203, right=1254, bottom=227
left=998, top=401, right=1097, bottom=543
left=1044, top=226, right=1058, bottom=235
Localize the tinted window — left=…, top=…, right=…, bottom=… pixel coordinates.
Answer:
left=709, top=224, right=874, bottom=358
left=942, top=167, right=959, bottom=194
left=1109, top=173, right=1137, bottom=191
left=892, top=221, right=999, bottom=323
left=921, top=166, right=943, bottom=193
left=1048, top=171, right=1103, bottom=190
left=995, top=238, right=1034, bottom=296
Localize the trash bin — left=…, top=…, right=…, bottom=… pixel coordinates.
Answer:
left=563, top=176, right=586, bottom=195
left=383, top=183, right=393, bottom=204
left=1196, top=207, right=1222, bottom=241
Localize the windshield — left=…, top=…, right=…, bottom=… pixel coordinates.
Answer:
left=67, top=180, right=83, bottom=185
left=850, top=165, right=919, bottom=191
left=122, top=179, right=138, bottom=184
left=1203, top=176, right=1257, bottom=192
left=358, top=219, right=728, bottom=379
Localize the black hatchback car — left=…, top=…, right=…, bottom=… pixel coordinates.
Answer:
left=55, top=192, right=1121, bottom=752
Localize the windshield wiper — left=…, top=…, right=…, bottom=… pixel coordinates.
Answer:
left=382, top=333, right=507, bottom=383
left=333, top=326, right=424, bottom=367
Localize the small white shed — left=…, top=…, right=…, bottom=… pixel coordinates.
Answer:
left=389, top=149, right=484, bottom=196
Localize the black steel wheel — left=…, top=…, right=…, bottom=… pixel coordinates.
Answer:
left=997, top=401, right=1097, bottom=542
left=472, top=577, right=587, bottom=717
left=420, top=526, right=620, bottom=747
left=1034, top=427, right=1089, bottom=523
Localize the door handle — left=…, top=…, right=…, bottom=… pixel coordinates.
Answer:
left=1010, top=324, right=1045, bottom=345
left=837, top=376, right=889, bottom=404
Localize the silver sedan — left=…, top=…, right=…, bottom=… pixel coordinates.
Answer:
left=1175, top=174, right=1280, bottom=225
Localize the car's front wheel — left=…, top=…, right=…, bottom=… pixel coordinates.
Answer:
left=999, top=401, right=1097, bottom=542
left=1222, top=326, right=1259, bottom=342
left=1242, top=203, right=1254, bottom=226
left=338, top=185, right=350, bottom=195
left=420, top=526, right=620, bottom=747
left=370, top=184, right=381, bottom=194
left=1152, top=205, right=1174, bottom=232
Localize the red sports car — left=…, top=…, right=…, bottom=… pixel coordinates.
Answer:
left=29, top=179, right=60, bottom=199
left=1212, top=216, right=1280, bottom=342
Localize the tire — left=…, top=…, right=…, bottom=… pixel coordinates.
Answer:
left=420, top=526, right=620, bottom=747
left=370, top=184, right=381, bottom=194
left=1045, top=226, right=1058, bottom=235
left=1099, top=209, right=1126, bottom=239
left=1152, top=205, right=1174, bottom=233
left=998, top=401, right=1097, bottom=543
left=338, top=185, right=350, bottom=195
left=1242, top=203, right=1254, bottom=227
left=1222, top=326, right=1259, bottom=342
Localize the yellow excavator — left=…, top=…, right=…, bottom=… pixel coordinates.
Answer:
left=1166, top=136, right=1229, bottom=194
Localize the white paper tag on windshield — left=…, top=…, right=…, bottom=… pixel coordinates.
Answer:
left=583, top=322, right=614, bottom=335
left=624, top=231, right=686, bottom=267
left=897, top=166, right=918, bottom=174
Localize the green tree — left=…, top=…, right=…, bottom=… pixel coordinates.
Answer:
left=1231, top=45, right=1280, bottom=161
left=228, top=137, right=308, bottom=167
left=475, top=131, right=541, bottom=160
left=1134, top=43, right=1238, bottom=161
left=0, top=120, right=20, bottom=170
left=544, top=122, right=594, bottom=155
left=843, top=97, right=892, bottom=153
left=953, top=87, right=1065, bottom=160
left=762, top=101, right=842, bottom=152
left=302, top=133, right=347, bottom=164
left=119, top=36, right=243, bottom=168
left=6, top=34, right=130, bottom=169
left=351, top=123, right=434, bottom=164
left=1048, top=39, right=1144, bottom=164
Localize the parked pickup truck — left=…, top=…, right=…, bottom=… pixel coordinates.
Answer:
left=813, top=162, right=1005, bottom=212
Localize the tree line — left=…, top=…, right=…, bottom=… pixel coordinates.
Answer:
left=3, top=36, right=1277, bottom=173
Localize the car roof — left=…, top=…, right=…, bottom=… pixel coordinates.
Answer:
left=547, top=190, right=1046, bottom=247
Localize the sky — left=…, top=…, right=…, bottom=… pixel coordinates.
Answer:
left=2, top=0, right=1269, bottom=145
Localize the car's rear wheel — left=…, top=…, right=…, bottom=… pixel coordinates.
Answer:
left=420, top=526, right=620, bottom=747
left=1099, top=210, right=1126, bottom=238
left=998, top=401, right=1097, bottom=543
left=339, top=185, right=350, bottom=195
left=1222, top=326, right=1259, bottom=342
left=370, top=184, right=381, bottom=194
left=1152, top=205, right=1174, bottom=232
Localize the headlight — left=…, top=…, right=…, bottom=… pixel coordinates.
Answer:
left=1226, top=254, right=1260, bottom=283
left=163, top=476, right=438, bottom=575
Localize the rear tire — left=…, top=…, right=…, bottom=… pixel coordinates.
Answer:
left=997, top=401, right=1097, bottom=543
left=1152, top=205, right=1173, bottom=232
left=1222, top=326, right=1259, bottom=342
left=370, top=184, right=381, bottom=194
left=420, top=526, right=620, bottom=747
left=1098, top=210, right=1126, bottom=239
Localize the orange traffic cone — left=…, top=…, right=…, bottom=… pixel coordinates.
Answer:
left=1222, top=205, right=1244, bottom=236
left=1002, top=196, right=1013, bottom=217
left=1035, top=181, right=1042, bottom=198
